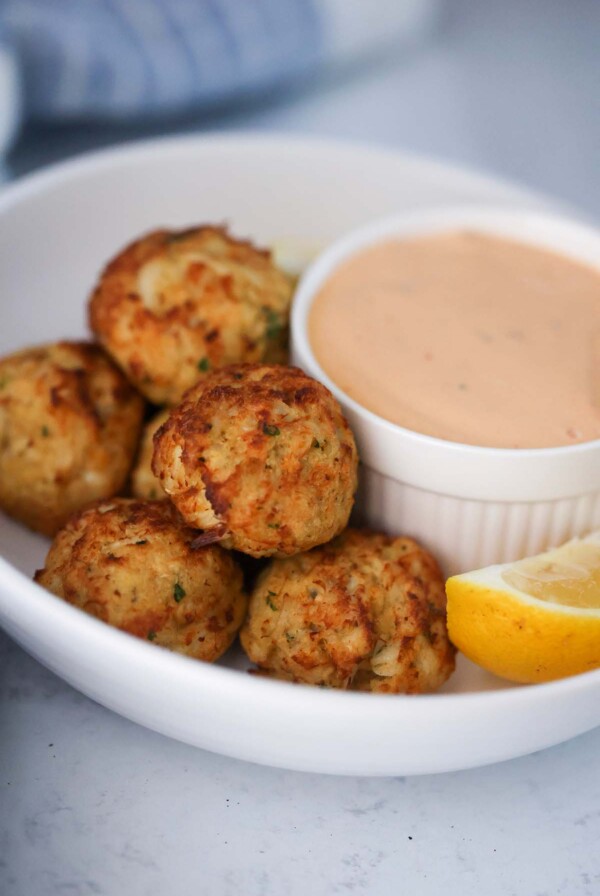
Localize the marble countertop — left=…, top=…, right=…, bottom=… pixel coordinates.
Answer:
left=2, top=2, right=600, bottom=894
left=3, top=627, right=600, bottom=896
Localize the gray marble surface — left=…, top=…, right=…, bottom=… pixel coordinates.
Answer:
left=2, top=627, right=600, bottom=896
left=2, top=2, right=600, bottom=894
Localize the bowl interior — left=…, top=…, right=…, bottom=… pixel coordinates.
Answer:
left=0, top=135, right=580, bottom=701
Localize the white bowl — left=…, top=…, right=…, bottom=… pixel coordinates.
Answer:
left=291, top=206, right=600, bottom=575
left=1, top=134, right=599, bottom=776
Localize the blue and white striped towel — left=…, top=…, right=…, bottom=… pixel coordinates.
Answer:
left=0, top=0, right=435, bottom=147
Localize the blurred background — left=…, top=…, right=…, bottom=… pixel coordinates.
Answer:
left=0, top=0, right=599, bottom=216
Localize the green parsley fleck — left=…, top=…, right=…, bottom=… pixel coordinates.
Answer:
left=308, top=587, right=318, bottom=599
left=267, top=522, right=281, bottom=529
left=311, top=438, right=320, bottom=449
left=135, top=539, right=148, bottom=546
left=41, top=425, right=50, bottom=437
left=263, top=424, right=280, bottom=437
left=263, top=307, right=282, bottom=341
left=266, top=591, right=278, bottom=611
left=147, top=630, right=157, bottom=641
left=166, top=229, right=196, bottom=244
left=197, top=357, right=210, bottom=372
left=285, top=631, right=295, bottom=644
left=173, top=582, right=186, bottom=603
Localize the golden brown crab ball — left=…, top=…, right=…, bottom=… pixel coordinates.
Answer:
left=130, top=408, right=170, bottom=500
left=35, top=498, right=247, bottom=662
left=89, top=225, right=293, bottom=406
left=0, top=342, right=144, bottom=536
left=152, top=364, right=359, bottom=558
left=240, top=530, right=455, bottom=693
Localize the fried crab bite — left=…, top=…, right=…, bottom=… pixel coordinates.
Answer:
left=89, top=226, right=293, bottom=405
left=131, top=408, right=170, bottom=500
left=0, top=341, right=144, bottom=536
left=240, top=530, right=455, bottom=693
left=152, top=364, right=359, bottom=558
left=35, top=498, right=247, bottom=662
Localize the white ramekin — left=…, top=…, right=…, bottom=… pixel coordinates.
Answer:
left=291, top=206, right=600, bottom=575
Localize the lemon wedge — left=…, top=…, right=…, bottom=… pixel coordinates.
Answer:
left=446, top=532, right=600, bottom=683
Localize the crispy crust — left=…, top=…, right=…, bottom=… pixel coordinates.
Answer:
left=35, top=498, right=247, bottom=662
left=240, top=529, right=456, bottom=693
left=89, top=225, right=293, bottom=405
left=152, top=364, right=359, bottom=557
left=0, top=341, right=144, bottom=535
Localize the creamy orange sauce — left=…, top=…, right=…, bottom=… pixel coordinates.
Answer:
left=309, top=232, right=600, bottom=448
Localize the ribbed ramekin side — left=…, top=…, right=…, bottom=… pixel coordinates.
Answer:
left=355, top=467, right=600, bottom=575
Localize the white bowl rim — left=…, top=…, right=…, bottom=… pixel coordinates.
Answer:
left=291, top=204, right=600, bottom=501
left=0, top=129, right=548, bottom=218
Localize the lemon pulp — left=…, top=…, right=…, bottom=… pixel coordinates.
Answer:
left=502, top=539, right=600, bottom=609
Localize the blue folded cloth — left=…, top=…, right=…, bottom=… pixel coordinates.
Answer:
left=0, top=0, right=330, bottom=119
left=1, top=0, right=324, bottom=120
left=0, top=0, right=435, bottom=145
